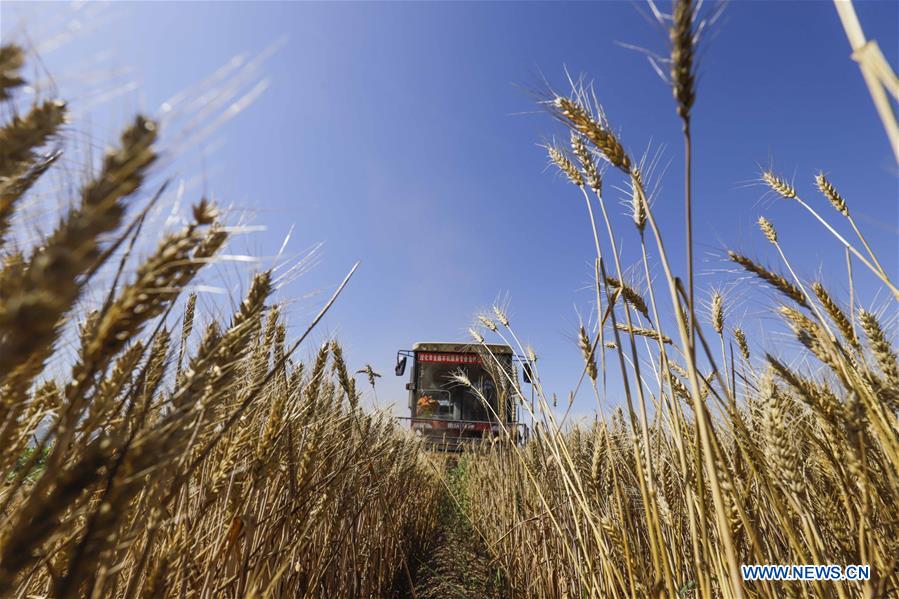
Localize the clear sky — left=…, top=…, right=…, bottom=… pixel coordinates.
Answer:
left=3, top=1, right=897, bottom=419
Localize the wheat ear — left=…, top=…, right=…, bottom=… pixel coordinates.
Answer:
left=763, top=168, right=898, bottom=299
left=815, top=172, right=887, bottom=280
left=728, top=251, right=810, bottom=309
left=0, top=116, right=158, bottom=379
left=0, top=44, right=26, bottom=101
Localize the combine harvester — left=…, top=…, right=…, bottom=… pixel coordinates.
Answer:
left=394, top=342, right=530, bottom=451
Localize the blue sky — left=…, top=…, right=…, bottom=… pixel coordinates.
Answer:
left=3, top=1, right=897, bottom=419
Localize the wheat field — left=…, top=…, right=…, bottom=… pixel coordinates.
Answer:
left=0, top=1, right=897, bottom=597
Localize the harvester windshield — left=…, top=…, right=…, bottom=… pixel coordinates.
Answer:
left=416, top=358, right=500, bottom=422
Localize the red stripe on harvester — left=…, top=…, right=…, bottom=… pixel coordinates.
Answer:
left=417, top=352, right=481, bottom=364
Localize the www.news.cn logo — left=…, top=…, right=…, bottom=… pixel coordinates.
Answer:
left=741, top=564, right=870, bottom=582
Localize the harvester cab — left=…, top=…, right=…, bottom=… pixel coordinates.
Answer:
left=395, top=342, right=529, bottom=450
